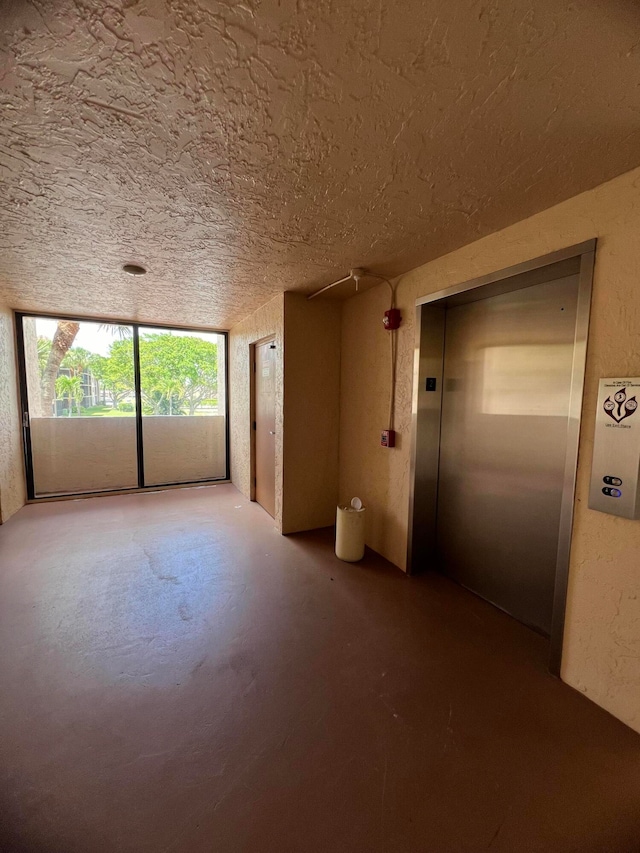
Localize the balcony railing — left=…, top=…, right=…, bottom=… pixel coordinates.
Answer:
left=30, top=415, right=226, bottom=495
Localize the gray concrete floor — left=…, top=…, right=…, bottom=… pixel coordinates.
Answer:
left=0, top=485, right=639, bottom=853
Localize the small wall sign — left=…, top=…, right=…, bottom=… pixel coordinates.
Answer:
left=589, top=378, right=640, bottom=518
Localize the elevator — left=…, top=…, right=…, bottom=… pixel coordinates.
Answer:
left=408, top=242, right=596, bottom=672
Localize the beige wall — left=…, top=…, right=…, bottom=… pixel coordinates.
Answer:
left=282, top=294, right=341, bottom=534
left=229, top=294, right=285, bottom=528
left=339, top=287, right=410, bottom=564
left=229, top=292, right=342, bottom=535
left=339, top=165, right=640, bottom=733
left=30, top=416, right=226, bottom=495
left=0, top=304, right=25, bottom=522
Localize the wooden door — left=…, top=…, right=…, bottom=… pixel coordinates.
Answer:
left=254, top=339, right=276, bottom=517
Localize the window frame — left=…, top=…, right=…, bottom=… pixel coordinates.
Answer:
left=15, top=311, right=230, bottom=500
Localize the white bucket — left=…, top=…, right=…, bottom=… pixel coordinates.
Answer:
left=335, top=499, right=366, bottom=562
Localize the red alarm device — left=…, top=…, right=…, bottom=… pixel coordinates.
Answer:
left=383, top=309, right=401, bottom=330
left=381, top=429, right=396, bottom=448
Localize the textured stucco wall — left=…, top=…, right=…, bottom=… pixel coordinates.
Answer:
left=229, top=295, right=284, bottom=529
left=0, top=305, right=25, bottom=522
left=282, top=294, right=341, bottom=534
left=340, top=165, right=640, bottom=733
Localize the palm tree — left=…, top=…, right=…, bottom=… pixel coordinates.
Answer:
left=55, top=375, right=83, bottom=417
left=162, top=376, right=184, bottom=416
left=37, top=336, right=52, bottom=377
left=41, top=322, right=80, bottom=414
left=40, top=322, right=131, bottom=415
left=62, top=347, right=92, bottom=377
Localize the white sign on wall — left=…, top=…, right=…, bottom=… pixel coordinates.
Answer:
left=589, top=378, right=640, bottom=519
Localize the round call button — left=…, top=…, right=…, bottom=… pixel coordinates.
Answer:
left=603, top=476, right=622, bottom=487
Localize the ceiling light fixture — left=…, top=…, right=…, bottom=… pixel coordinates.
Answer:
left=122, top=263, right=147, bottom=276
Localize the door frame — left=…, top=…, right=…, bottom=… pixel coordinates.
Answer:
left=250, top=335, right=276, bottom=505
left=407, top=240, right=596, bottom=675
left=14, top=310, right=230, bottom=499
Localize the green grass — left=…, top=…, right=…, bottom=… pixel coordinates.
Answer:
left=71, top=405, right=220, bottom=418
left=78, top=406, right=135, bottom=417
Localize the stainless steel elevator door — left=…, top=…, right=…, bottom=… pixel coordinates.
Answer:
left=436, top=275, right=579, bottom=635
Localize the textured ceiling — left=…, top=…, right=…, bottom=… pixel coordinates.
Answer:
left=1, top=0, right=640, bottom=328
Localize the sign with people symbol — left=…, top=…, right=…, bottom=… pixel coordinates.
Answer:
left=603, top=386, right=638, bottom=424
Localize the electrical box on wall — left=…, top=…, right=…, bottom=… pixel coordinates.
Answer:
left=589, top=378, right=640, bottom=519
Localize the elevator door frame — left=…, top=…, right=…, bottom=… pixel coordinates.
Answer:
left=407, top=240, right=596, bottom=675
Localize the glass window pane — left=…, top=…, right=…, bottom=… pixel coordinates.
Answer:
left=138, top=327, right=227, bottom=486
left=22, top=317, right=138, bottom=496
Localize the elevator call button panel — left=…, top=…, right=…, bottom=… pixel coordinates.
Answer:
left=589, top=378, right=640, bottom=519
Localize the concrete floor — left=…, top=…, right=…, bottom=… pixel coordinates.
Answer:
left=0, top=485, right=639, bottom=853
